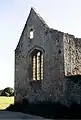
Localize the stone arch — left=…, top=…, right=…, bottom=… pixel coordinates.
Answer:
left=27, top=46, right=45, bottom=81
left=27, top=45, right=45, bottom=57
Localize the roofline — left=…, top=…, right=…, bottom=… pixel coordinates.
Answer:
left=14, top=7, right=81, bottom=51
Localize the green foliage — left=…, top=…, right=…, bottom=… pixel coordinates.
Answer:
left=0, top=90, right=3, bottom=95
left=1, top=92, right=10, bottom=97
left=1, top=87, right=14, bottom=97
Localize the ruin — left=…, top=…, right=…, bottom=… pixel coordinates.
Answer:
left=14, top=8, right=81, bottom=105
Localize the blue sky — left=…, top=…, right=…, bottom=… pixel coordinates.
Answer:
left=0, top=0, right=81, bottom=89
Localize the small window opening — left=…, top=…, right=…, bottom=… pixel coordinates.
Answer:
left=30, top=28, right=34, bottom=39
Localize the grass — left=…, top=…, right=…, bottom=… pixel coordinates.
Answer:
left=0, top=97, right=14, bottom=110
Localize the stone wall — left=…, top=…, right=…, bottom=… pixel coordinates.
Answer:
left=63, top=75, right=81, bottom=105
left=14, top=8, right=65, bottom=103
left=63, top=34, right=81, bottom=105
left=63, top=33, right=81, bottom=76
left=75, top=38, right=81, bottom=74
left=14, top=8, right=81, bottom=105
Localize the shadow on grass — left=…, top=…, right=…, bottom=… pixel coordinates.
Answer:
left=6, top=99, right=81, bottom=119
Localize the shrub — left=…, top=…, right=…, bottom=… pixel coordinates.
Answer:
left=11, top=92, right=14, bottom=96
left=5, top=92, right=10, bottom=97
left=0, top=90, right=3, bottom=95
left=1, top=87, right=14, bottom=97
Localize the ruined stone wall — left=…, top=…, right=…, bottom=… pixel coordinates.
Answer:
left=63, top=33, right=76, bottom=76
left=63, top=33, right=81, bottom=105
left=15, top=8, right=81, bottom=105
left=63, top=33, right=81, bottom=76
left=14, top=9, right=65, bottom=103
left=75, top=38, right=81, bottom=74
left=45, top=29, right=65, bottom=101
left=62, top=76, right=81, bottom=105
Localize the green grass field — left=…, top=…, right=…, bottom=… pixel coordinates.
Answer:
left=0, top=97, right=14, bottom=110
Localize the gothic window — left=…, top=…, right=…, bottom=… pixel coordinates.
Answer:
left=29, top=49, right=43, bottom=81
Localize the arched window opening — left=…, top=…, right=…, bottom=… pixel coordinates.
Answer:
left=29, top=49, right=43, bottom=81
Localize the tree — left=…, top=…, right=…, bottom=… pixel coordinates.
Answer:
left=1, top=87, right=14, bottom=97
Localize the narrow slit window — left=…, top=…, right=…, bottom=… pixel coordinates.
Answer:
left=30, top=29, right=34, bottom=39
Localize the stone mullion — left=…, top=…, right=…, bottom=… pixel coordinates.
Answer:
left=41, top=54, right=43, bottom=80
left=35, top=54, right=37, bottom=80
left=40, top=53, right=41, bottom=80
left=37, top=52, right=41, bottom=80
left=33, top=55, right=36, bottom=80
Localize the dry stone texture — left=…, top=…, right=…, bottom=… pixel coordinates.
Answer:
left=14, top=8, right=81, bottom=105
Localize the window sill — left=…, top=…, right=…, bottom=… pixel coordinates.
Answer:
left=30, top=80, right=41, bottom=84
left=29, top=80, right=42, bottom=90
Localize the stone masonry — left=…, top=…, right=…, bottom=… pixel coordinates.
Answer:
left=14, top=7, right=81, bottom=105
